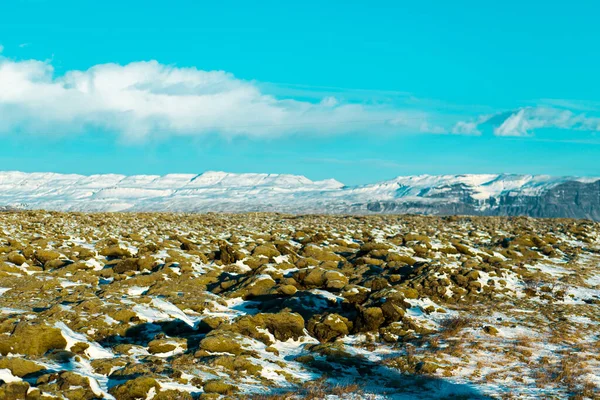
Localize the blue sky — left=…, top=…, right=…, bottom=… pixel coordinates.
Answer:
left=0, top=0, right=599, bottom=184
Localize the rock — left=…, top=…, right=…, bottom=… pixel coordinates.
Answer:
left=110, top=309, right=138, bottom=323
left=302, top=267, right=328, bottom=287
left=198, top=332, right=243, bottom=355
left=0, top=263, right=21, bottom=273
left=354, top=256, right=385, bottom=266
left=381, top=299, right=407, bottom=322
left=356, top=307, right=385, bottom=332
left=108, top=377, right=160, bottom=400
left=41, top=371, right=97, bottom=398
left=219, top=244, right=237, bottom=264
left=386, top=253, right=417, bottom=265
left=300, top=245, right=343, bottom=262
left=0, top=322, right=67, bottom=356
left=483, top=325, right=499, bottom=335
left=206, top=355, right=263, bottom=376
left=232, top=274, right=276, bottom=299
left=370, top=277, right=390, bottom=291
left=278, top=284, right=298, bottom=296
left=398, top=287, right=419, bottom=299
left=252, top=244, right=281, bottom=259
left=307, top=313, right=352, bottom=342
left=155, top=390, right=194, bottom=400
left=0, top=381, right=30, bottom=400
left=34, top=249, right=61, bottom=264
left=226, top=312, right=305, bottom=344
left=295, top=267, right=348, bottom=289
left=465, top=270, right=480, bottom=281
left=113, top=258, right=141, bottom=274
left=148, top=340, right=177, bottom=354
left=360, top=242, right=392, bottom=253
left=7, top=251, right=26, bottom=266
left=0, top=358, right=44, bottom=377
left=100, top=246, right=132, bottom=258
left=203, top=380, right=236, bottom=395
left=43, top=259, right=68, bottom=270
left=453, top=243, right=475, bottom=256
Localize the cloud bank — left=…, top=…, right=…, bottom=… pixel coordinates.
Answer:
left=0, top=58, right=438, bottom=139
left=1, top=56, right=599, bottom=140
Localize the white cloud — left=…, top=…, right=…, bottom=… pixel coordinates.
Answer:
left=453, top=106, right=600, bottom=137
left=0, top=58, right=436, bottom=139
left=452, top=120, right=481, bottom=135
left=4, top=56, right=597, bottom=141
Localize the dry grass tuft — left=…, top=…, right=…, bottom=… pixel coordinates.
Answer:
left=439, top=316, right=471, bottom=338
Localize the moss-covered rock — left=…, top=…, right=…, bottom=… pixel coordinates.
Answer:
left=7, top=251, right=27, bottom=266
left=198, top=332, right=243, bottom=355
left=108, top=377, right=160, bottom=400
left=0, top=358, right=44, bottom=377
left=203, top=380, right=236, bottom=395
left=34, top=249, right=62, bottom=264
left=0, top=322, right=67, bottom=356
left=300, top=245, right=343, bottom=262
left=0, top=381, right=30, bottom=400
left=307, top=313, right=352, bottom=342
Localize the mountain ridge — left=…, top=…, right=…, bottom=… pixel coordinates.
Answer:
left=0, top=170, right=598, bottom=219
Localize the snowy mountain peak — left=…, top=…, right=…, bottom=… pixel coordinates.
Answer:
left=0, top=171, right=597, bottom=219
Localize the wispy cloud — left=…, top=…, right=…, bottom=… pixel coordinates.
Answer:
left=453, top=107, right=600, bottom=137
left=0, top=57, right=441, bottom=139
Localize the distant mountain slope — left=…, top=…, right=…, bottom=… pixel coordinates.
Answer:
left=0, top=171, right=598, bottom=219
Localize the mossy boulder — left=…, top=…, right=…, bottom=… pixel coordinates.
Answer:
left=300, top=245, right=343, bottom=262
left=203, top=380, right=236, bottom=395
left=381, top=298, right=408, bottom=322
left=355, top=307, right=385, bottom=332
left=0, top=322, right=67, bottom=356
left=386, top=253, right=417, bottom=265
left=147, top=340, right=178, bottom=355
left=155, top=390, right=194, bottom=400
left=453, top=243, right=475, bottom=256
left=113, top=258, right=141, bottom=274
left=0, top=381, right=30, bottom=400
left=108, top=377, right=160, bottom=400
left=36, top=371, right=97, bottom=399
left=295, top=267, right=348, bottom=289
left=252, top=244, right=281, bottom=259
left=34, top=249, right=62, bottom=264
left=231, top=274, right=276, bottom=299
left=397, top=287, right=419, bottom=299
left=226, top=312, right=305, bottom=344
left=307, top=313, right=352, bottom=342
left=207, top=355, right=263, bottom=376
left=100, top=246, right=132, bottom=259
left=7, top=251, right=26, bottom=266
left=198, top=332, right=243, bottom=355
left=0, top=358, right=44, bottom=377
left=278, top=284, right=298, bottom=296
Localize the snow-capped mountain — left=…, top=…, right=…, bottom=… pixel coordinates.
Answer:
left=0, top=171, right=599, bottom=219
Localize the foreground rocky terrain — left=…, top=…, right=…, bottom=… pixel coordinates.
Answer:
left=0, top=211, right=599, bottom=399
